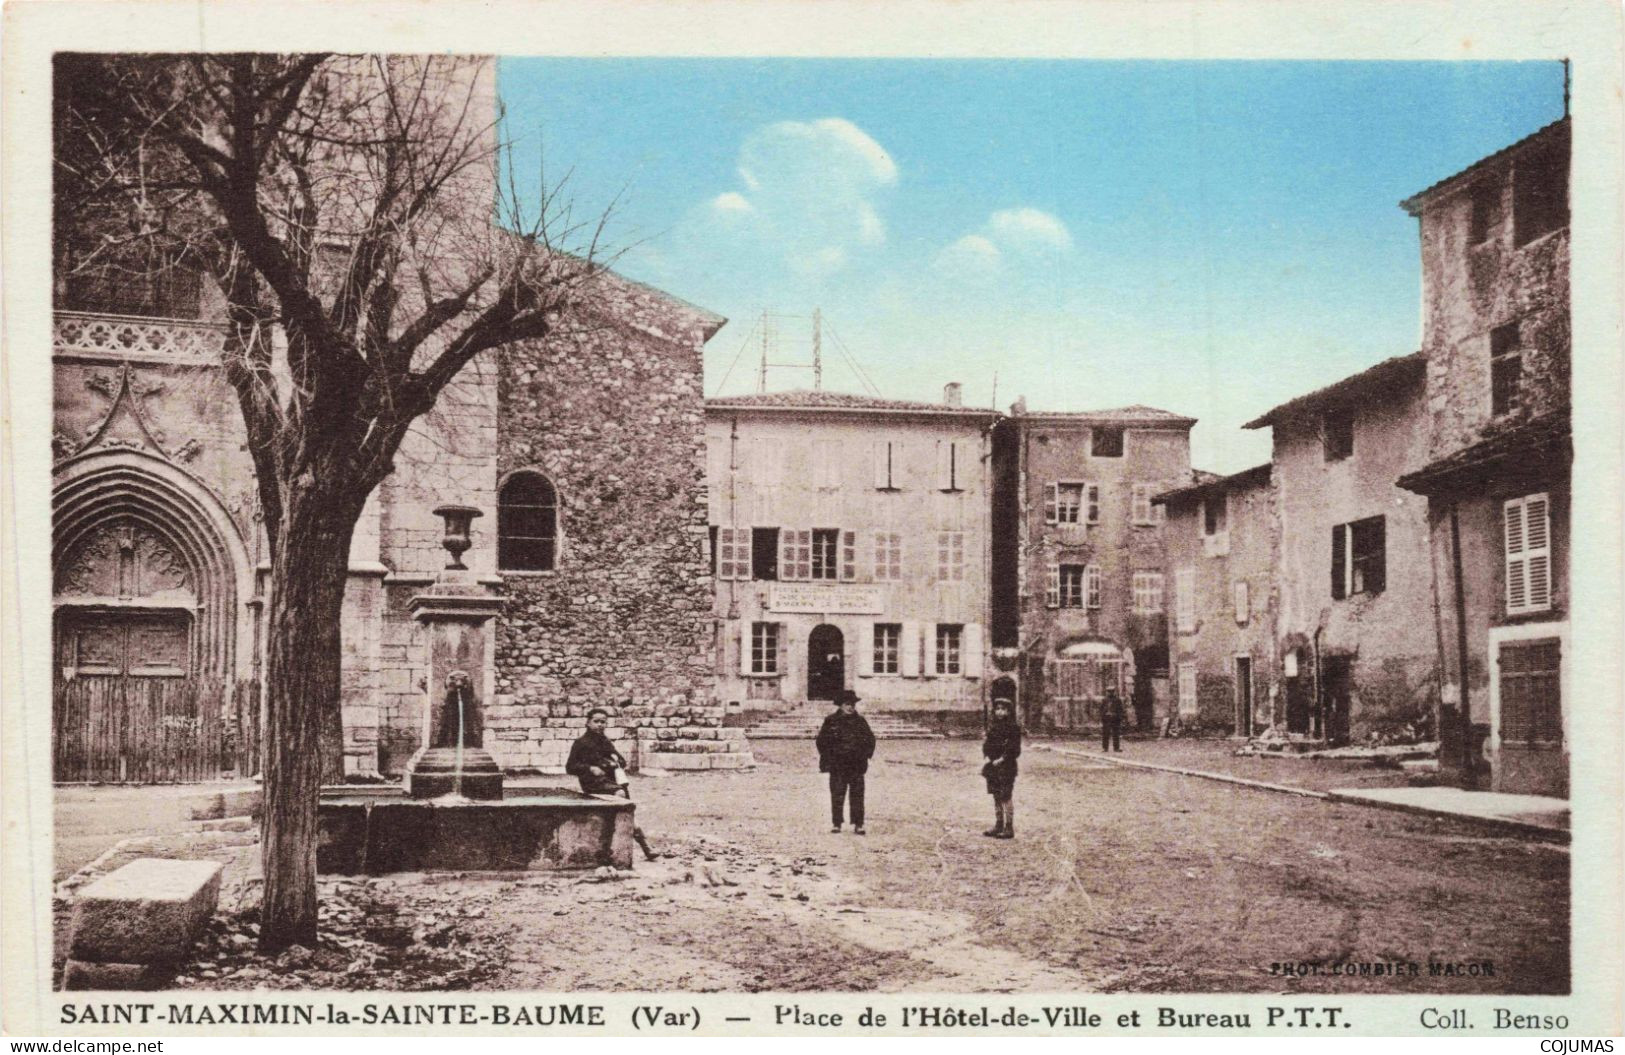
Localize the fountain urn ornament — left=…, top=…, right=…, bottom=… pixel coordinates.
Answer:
left=433, top=504, right=481, bottom=570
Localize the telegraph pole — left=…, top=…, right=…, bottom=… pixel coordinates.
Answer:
left=811, top=308, right=823, bottom=390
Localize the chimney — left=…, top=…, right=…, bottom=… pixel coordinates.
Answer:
left=943, top=382, right=963, bottom=408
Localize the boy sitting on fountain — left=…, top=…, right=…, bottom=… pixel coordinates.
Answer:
left=566, top=708, right=630, bottom=795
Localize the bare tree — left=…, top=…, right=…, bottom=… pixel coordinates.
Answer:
left=54, top=53, right=605, bottom=950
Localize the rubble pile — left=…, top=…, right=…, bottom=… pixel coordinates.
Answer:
left=172, top=874, right=514, bottom=990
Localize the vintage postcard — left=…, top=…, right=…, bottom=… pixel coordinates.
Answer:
left=3, top=0, right=1621, bottom=1040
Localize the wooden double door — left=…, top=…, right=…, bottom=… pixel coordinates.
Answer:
left=53, top=609, right=222, bottom=782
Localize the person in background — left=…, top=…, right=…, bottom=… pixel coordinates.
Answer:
left=1101, top=686, right=1126, bottom=753
left=816, top=689, right=876, bottom=835
left=981, top=697, right=1022, bottom=839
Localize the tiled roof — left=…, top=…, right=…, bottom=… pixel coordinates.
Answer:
left=705, top=389, right=997, bottom=415
left=1397, top=410, right=1571, bottom=495
left=1154, top=463, right=1271, bottom=506
left=1243, top=352, right=1425, bottom=430
left=1013, top=404, right=1197, bottom=427
left=1400, top=118, right=1569, bottom=216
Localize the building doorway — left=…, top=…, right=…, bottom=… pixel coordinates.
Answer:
left=1323, top=655, right=1353, bottom=746
left=1133, top=644, right=1166, bottom=731
left=806, top=624, right=845, bottom=701
left=1284, top=651, right=1312, bottom=735
left=1235, top=655, right=1254, bottom=737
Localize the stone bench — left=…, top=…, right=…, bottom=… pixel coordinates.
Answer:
left=63, top=858, right=223, bottom=990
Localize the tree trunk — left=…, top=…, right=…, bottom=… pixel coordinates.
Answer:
left=258, top=494, right=357, bottom=952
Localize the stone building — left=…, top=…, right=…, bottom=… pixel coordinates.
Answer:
left=51, top=262, right=747, bottom=779
left=50, top=57, right=747, bottom=781
left=991, top=406, right=1196, bottom=733
left=1155, top=464, right=1276, bottom=736
left=704, top=387, right=998, bottom=728
left=1397, top=119, right=1570, bottom=796
left=1242, top=353, right=1437, bottom=745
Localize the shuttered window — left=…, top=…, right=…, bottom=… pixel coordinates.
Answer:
left=1085, top=564, right=1103, bottom=610
left=1498, top=638, right=1561, bottom=743
left=873, top=441, right=903, bottom=490
left=715, top=527, right=751, bottom=580
left=1132, top=571, right=1164, bottom=613
left=810, top=529, right=840, bottom=581
left=936, top=531, right=966, bottom=582
left=1175, top=567, right=1196, bottom=633
left=1505, top=494, right=1552, bottom=615
left=1332, top=516, right=1386, bottom=599
left=872, top=623, right=901, bottom=675
left=1178, top=666, right=1197, bottom=716
left=873, top=532, right=903, bottom=581
left=1057, top=564, right=1086, bottom=609
left=748, top=622, right=780, bottom=675
left=935, top=624, right=963, bottom=675
left=779, top=529, right=813, bottom=581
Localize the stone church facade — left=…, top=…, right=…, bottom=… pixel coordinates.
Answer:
left=51, top=253, right=748, bottom=781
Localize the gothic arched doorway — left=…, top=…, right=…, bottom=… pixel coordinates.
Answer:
left=52, top=454, right=255, bottom=781
left=807, top=624, right=845, bottom=701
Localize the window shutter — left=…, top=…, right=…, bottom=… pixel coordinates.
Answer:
left=841, top=530, right=858, bottom=581
left=1525, top=494, right=1551, bottom=610
left=937, top=441, right=954, bottom=491
left=738, top=623, right=752, bottom=675
left=963, top=624, right=984, bottom=678
left=1086, top=564, right=1102, bottom=609
left=1506, top=494, right=1552, bottom=614
left=1044, top=483, right=1058, bottom=524
left=1087, top=484, right=1101, bottom=524
left=873, top=441, right=890, bottom=489
left=901, top=620, right=921, bottom=677
left=1367, top=516, right=1387, bottom=594
left=1331, top=525, right=1347, bottom=600
left=858, top=622, right=875, bottom=677
left=923, top=624, right=938, bottom=677
left=779, top=529, right=796, bottom=582
left=1045, top=562, right=1060, bottom=608
left=1234, top=580, right=1249, bottom=625
left=774, top=622, right=787, bottom=677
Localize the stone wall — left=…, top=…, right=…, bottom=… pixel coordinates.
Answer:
left=1163, top=471, right=1276, bottom=737
left=1417, top=125, right=1570, bottom=459
left=488, top=272, right=748, bottom=772
left=1270, top=375, right=1439, bottom=741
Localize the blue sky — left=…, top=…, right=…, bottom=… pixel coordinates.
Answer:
left=498, top=60, right=1565, bottom=472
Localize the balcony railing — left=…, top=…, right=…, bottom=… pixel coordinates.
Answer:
left=54, top=311, right=227, bottom=362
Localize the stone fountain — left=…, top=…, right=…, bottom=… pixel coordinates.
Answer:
left=316, top=505, right=634, bottom=874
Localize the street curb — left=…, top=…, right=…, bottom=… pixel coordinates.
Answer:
left=1319, top=791, right=1569, bottom=845
left=1034, top=743, right=1570, bottom=844
left=1034, top=743, right=1329, bottom=799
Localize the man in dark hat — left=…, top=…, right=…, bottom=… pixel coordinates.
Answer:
left=1101, top=687, right=1126, bottom=753
left=816, top=689, right=876, bottom=834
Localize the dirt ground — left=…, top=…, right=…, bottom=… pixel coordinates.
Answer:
left=54, top=739, right=1570, bottom=994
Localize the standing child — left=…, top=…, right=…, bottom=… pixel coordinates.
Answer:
left=981, top=697, right=1022, bottom=839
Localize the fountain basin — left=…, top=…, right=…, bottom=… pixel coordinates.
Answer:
left=317, top=788, right=633, bottom=874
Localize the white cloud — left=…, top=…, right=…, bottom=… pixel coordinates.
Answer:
left=987, top=207, right=1074, bottom=252
left=711, top=191, right=753, bottom=214
left=697, top=117, right=897, bottom=277
left=933, top=234, right=1002, bottom=279
left=935, top=206, right=1074, bottom=281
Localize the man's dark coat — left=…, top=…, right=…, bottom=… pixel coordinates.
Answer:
left=816, top=710, right=877, bottom=774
